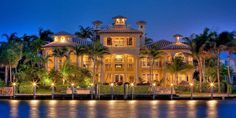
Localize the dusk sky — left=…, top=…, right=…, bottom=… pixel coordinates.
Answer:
left=0, top=0, right=236, bottom=42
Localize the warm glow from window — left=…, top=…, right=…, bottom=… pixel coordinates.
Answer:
left=115, top=18, right=125, bottom=25
left=61, top=37, right=65, bottom=42
left=54, top=37, right=58, bottom=42
left=115, top=55, right=122, bottom=59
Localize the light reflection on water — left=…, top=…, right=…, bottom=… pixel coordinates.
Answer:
left=2, top=100, right=236, bottom=118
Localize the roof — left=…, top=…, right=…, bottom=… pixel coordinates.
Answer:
left=152, top=39, right=172, bottom=49
left=160, top=42, right=190, bottom=50
left=72, top=38, right=92, bottom=45
left=99, top=28, right=143, bottom=34
left=53, top=31, right=72, bottom=36
left=42, top=41, right=75, bottom=48
left=112, top=15, right=127, bottom=19
left=42, top=37, right=92, bottom=48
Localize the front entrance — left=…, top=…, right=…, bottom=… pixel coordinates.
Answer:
left=115, top=74, right=124, bottom=84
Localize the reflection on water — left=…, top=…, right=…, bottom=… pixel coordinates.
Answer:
left=187, top=101, right=197, bottom=118
left=10, top=100, right=19, bottom=118
left=48, top=100, right=57, bottom=118
left=1, top=100, right=236, bottom=118
left=29, top=100, right=39, bottom=118
left=207, top=100, right=218, bottom=118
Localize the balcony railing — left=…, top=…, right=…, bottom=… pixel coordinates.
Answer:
left=115, top=68, right=124, bottom=71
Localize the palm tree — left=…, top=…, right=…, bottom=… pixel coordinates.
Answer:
left=165, top=56, right=193, bottom=84
left=140, top=46, right=164, bottom=83
left=74, top=45, right=86, bottom=67
left=38, top=28, right=54, bottom=42
left=75, top=26, right=93, bottom=40
left=224, top=33, right=236, bottom=94
left=1, top=33, right=23, bottom=84
left=86, top=41, right=109, bottom=84
left=52, top=47, right=70, bottom=70
left=213, top=31, right=236, bottom=93
left=183, top=28, right=216, bottom=92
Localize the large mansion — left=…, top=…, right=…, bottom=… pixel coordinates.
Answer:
left=42, top=16, right=194, bottom=84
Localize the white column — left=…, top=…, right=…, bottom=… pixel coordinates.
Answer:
left=135, top=56, right=139, bottom=83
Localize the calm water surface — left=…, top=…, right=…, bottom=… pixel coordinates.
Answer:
left=0, top=100, right=236, bottom=118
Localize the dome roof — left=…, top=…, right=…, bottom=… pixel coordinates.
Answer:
left=161, top=42, right=190, bottom=50
left=112, top=15, right=127, bottom=20
left=53, top=31, right=72, bottom=36
left=152, top=39, right=172, bottom=49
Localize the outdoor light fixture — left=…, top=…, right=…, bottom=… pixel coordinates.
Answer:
left=51, top=83, right=55, bottom=99
left=152, top=83, right=156, bottom=87
left=190, top=83, right=193, bottom=86
left=210, top=82, right=214, bottom=99
left=189, top=83, right=194, bottom=100
left=110, top=83, right=114, bottom=87
left=130, top=83, right=134, bottom=87
left=71, top=83, right=75, bottom=87
left=210, top=83, right=214, bottom=87
left=33, top=82, right=37, bottom=86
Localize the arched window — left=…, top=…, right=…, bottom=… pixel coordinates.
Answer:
left=174, top=52, right=185, bottom=60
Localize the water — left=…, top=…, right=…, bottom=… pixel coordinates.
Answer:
left=0, top=100, right=236, bottom=118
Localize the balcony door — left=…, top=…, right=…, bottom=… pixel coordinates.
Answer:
left=114, top=74, right=124, bottom=83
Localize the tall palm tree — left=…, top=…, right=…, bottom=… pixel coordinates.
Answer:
left=1, top=33, right=23, bottom=84
left=214, top=31, right=236, bottom=93
left=183, top=28, right=216, bottom=92
left=86, top=41, right=109, bottom=84
left=224, top=33, right=236, bottom=94
left=165, top=56, right=193, bottom=84
left=140, top=46, right=164, bottom=83
left=74, top=45, right=86, bottom=67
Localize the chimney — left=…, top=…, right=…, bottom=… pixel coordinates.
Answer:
left=136, top=20, right=146, bottom=33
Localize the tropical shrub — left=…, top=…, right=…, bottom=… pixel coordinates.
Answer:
left=0, top=79, right=5, bottom=87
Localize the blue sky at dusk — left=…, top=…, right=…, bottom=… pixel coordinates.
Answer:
left=0, top=0, right=236, bottom=42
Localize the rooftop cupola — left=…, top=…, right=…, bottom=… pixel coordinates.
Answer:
left=173, top=34, right=183, bottom=44
left=112, top=15, right=127, bottom=29
left=52, top=31, right=72, bottom=43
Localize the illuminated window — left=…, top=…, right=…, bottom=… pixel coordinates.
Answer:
left=61, top=37, right=65, bottom=42
left=141, top=58, right=150, bottom=67
left=128, top=64, right=133, bottom=68
left=115, top=18, right=125, bottom=25
left=115, top=64, right=123, bottom=68
left=127, top=56, right=134, bottom=63
left=114, top=38, right=124, bottom=47
left=115, top=55, right=123, bottom=62
left=54, top=37, right=58, bottom=42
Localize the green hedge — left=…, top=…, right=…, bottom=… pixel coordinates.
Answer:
left=99, top=85, right=150, bottom=94
left=0, top=79, right=5, bottom=87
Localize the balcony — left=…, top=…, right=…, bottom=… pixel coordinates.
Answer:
left=115, top=68, right=124, bottom=71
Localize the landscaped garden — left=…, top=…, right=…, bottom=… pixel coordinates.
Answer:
left=0, top=27, right=235, bottom=96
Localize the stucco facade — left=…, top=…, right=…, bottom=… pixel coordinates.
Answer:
left=42, top=16, right=194, bottom=85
